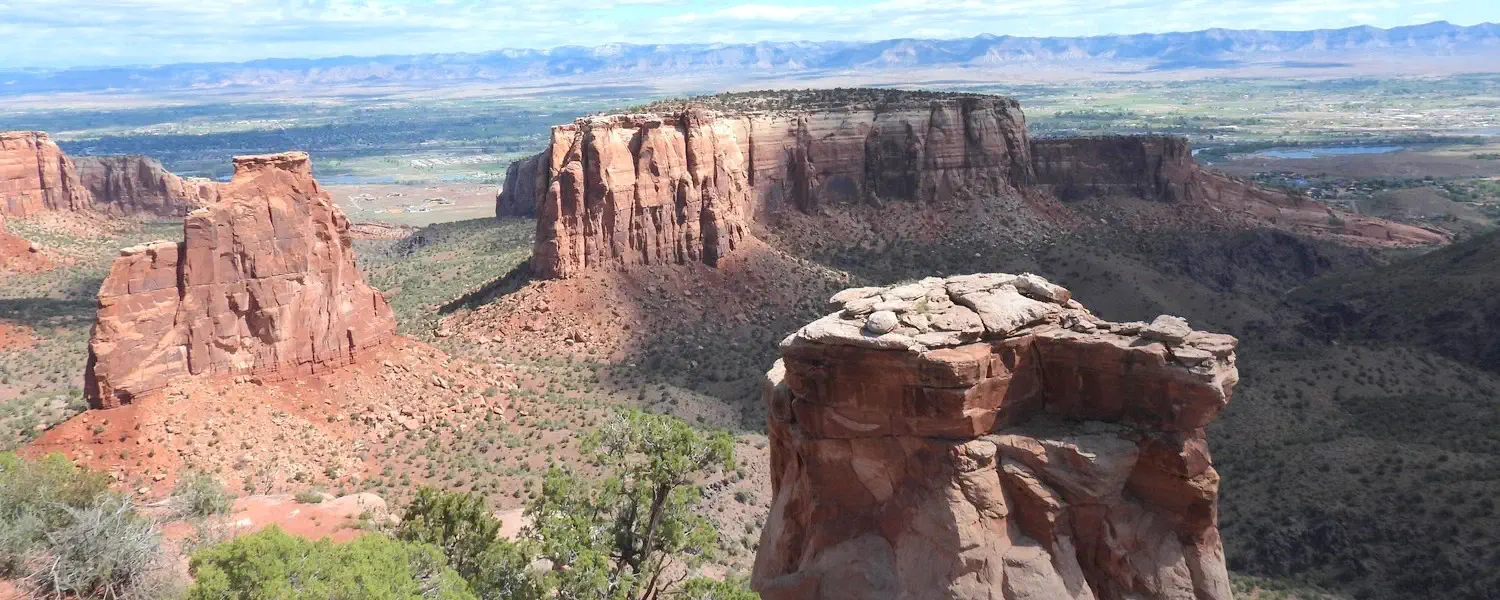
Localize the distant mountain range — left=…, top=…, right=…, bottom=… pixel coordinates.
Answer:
left=2, top=21, right=1497, bottom=95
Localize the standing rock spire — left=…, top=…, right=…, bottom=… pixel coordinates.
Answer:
left=84, top=152, right=396, bottom=408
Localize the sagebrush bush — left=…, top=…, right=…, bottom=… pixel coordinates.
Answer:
left=22, top=497, right=175, bottom=600
left=1, top=452, right=174, bottom=599
left=171, top=471, right=233, bottom=519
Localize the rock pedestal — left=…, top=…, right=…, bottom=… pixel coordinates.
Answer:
left=752, top=273, right=1238, bottom=600
left=84, top=152, right=396, bottom=408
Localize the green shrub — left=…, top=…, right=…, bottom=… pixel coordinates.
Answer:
left=294, top=491, right=326, bottom=504
left=397, top=487, right=546, bottom=600
left=186, top=526, right=476, bottom=600
left=1, top=452, right=173, bottom=599
left=679, top=576, right=758, bottom=600
left=0, top=452, right=112, bottom=575
left=171, top=471, right=233, bottom=518
left=529, top=409, right=734, bottom=600
left=22, top=496, right=175, bottom=600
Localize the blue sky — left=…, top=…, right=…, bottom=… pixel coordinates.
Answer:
left=1, top=0, right=1495, bottom=69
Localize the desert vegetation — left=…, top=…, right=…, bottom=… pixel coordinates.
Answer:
left=2, top=408, right=750, bottom=599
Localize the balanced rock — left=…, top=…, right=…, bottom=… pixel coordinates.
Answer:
left=84, top=152, right=396, bottom=408
left=753, top=273, right=1239, bottom=599
left=0, top=131, right=93, bottom=217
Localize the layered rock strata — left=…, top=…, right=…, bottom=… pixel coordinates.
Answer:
left=76, top=155, right=221, bottom=217
left=752, top=273, right=1238, bottom=599
left=1030, top=136, right=1445, bottom=244
left=84, top=152, right=396, bottom=409
left=511, top=93, right=1445, bottom=279
left=0, top=131, right=93, bottom=217
left=520, top=96, right=1033, bottom=278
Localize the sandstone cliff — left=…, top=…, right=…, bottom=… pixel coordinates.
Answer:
left=84, top=151, right=396, bottom=409
left=0, top=131, right=93, bottom=217
left=512, top=93, right=1444, bottom=279
left=76, top=155, right=220, bottom=217
left=496, top=152, right=541, bottom=218
left=521, top=95, right=1033, bottom=278
left=753, top=274, right=1237, bottom=599
left=1030, top=136, right=1446, bottom=245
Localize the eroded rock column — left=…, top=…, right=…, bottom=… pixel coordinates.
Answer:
left=84, top=152, right=396, bottom=408
left=752, top=273, right=1238, bottom=600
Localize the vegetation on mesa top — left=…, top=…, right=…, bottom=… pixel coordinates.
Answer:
left=621, top=88, right=1013, bottom=115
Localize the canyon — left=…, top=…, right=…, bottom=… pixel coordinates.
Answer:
left=501, top=92, right=1443, bottom=279
left=83, top=151, right=396, bottom=408
left=753, top=274, right=1237, bottom=599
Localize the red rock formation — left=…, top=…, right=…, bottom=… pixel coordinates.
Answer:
left=525, top=96, right=1033, bottom=278
left=1031, top=136, right=1447, bottom=245
left=496, top=153, right=541, bottom=218
left=753, top=274, right=1237, bottom=599
left=75, top=155, right=220, bottom=217
left=0, top=131, right=93, bottom=217
left=84, top=151, right=396, bottom=409
left=515, top=94, right=1444, bottom=280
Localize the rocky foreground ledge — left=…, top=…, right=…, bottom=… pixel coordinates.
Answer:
left=752, top=273, right=1238, bottom=599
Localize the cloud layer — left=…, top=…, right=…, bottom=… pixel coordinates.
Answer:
left=0, top=0, right=1492, bottom=68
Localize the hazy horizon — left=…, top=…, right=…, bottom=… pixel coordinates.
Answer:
left=2, top=0, right=1496, bottom=69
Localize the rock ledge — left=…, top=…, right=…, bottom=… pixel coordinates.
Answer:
left=753, top=273, right=1238, bottom=599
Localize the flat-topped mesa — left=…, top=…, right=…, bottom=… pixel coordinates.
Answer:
left=1031, top=135, right=1447, bottom=245
left=84, top=151, right=396, bottom=409
left=0, top=131, right=93, bottom=217
left=752, top=273, right=1238, bottom=600
left=76, top=155, right=221, bottom=217
left=523, top=93, right=1034, bottom=278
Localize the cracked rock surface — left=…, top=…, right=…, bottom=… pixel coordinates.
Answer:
left=753, top=273, right=1238, bottom=600
left=85, top=152, right=397, bottom=408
